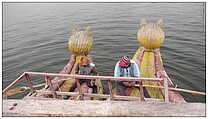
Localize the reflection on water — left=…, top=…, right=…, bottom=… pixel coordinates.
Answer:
left=3, top=3, right=205, bottom=102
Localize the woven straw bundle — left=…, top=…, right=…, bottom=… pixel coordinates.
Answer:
left=137, top=18, right=165, bottom=49
left=68, top=27, right=93, bottom=55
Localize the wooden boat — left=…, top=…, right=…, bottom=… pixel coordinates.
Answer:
left=130, top=47, right=185, bottom=102
left=27, top=55, right=103, bottom=100
left=113, top=19, right=186, bottom=102
left=133, top=19, right=186, bottom=102
left=54, top=27, right=104, bottom=99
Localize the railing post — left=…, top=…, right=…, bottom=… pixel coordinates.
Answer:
left=75, top=78, right=83, bottom=100
left=45, top=75, right=57, bottom=98
left=139, top=80, right=145, bottom=101
left=108, top=79, right=113, bottom=100
left=163, top=78, right=169, bottom=102
left=24, top=73, right=34, bottom=93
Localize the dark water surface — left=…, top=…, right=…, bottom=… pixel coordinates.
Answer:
left=3, top=3, right=205, bottom=102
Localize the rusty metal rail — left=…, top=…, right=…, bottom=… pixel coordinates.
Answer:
left=3, top=72, right=171, bottom=102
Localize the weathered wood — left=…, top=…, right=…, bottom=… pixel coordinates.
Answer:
left=25, top=71, right=164, bottom=82
left=75, top=79, right=81, bottom=95
left=139, top=81, right=145, bottom=101
left=35, top=90, right=142, bottom=101
left=44, top=75, right=50, bottom=89
left=3, top=99, right=205, bottom=116
left=84, top=93, right=109, bottom=99
left=108, top=80, right=113, bottom=100
left=3, top=83, right=46, bottom=97
left=24, top=73, right=34, bottom=93
left=36, top=90, right=79, bottom=96
left=3, top=73, right=25, bottom=94
left=3, top=72, right=164, bottom=97
left=113, top=95, right=140, bottom=101
left=163, top=78, right=169, bottom=102
left=45, top=75, right=57, bottom=98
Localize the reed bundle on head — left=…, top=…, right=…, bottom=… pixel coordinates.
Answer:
left=137, top=18, right=165, bottom=49
left=68, top=27, right=93, bottom=55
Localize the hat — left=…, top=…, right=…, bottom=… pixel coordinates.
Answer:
left=119, top=56, right=130, bottom=67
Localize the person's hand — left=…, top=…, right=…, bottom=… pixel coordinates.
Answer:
left=129, top=82, right=136, bottom=86
left=122, top=82, right=129, bottom=87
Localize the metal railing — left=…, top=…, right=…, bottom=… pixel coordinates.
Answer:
left=3, top=71, right=170, bottom=102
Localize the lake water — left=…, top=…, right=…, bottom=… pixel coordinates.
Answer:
left=3, top=3, right=205, bottom=102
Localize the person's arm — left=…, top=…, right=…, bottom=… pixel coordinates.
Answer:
left=91, top=67, right=98, bottom=75
left=132, top=61, right=140, bottom=77
left=114, top=62, right=120, bottom=77
left=90, top=63, right=97, bottom=75
left=128, top=61, right=140, bottom=87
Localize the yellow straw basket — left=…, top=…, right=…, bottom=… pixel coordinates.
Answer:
left=68, top=27, right=93, bottom=55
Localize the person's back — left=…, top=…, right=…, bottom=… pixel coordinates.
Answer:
left=114, top=56, right=140, bottom=96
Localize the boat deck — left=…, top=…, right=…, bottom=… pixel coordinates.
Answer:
left=3, top=99, right=205, bottom=117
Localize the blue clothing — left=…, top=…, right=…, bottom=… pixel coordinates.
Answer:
left=78, top=64, right=94, bottom=75
left=77, top=63, right=96, bottom=85
left=114, top=60, right=140, bottom=96
left=114, top=60, right=140, bottom=78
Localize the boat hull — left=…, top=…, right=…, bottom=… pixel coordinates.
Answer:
left=131, top=47, right=185, bottom=102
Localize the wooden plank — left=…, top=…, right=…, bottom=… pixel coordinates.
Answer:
left=113, top=95, right=140, bottom=101
left=36, top=90, right=79, bottom=96
left=3, top=99, right=205, bottom=116
left=107, top=80, right=113, bottom=100
left=76, top=78, right=83, bottom=100
left=135, top=85, right=206, bottom=95
left=83, top=93, right=109, bottom=99
left=35, top=90, right=142, bottom=101
left=163, top=78, right=169, bottom=102
left=139, top=81, right=145, bottom=101
left=25, top=72, right=164, bottom=82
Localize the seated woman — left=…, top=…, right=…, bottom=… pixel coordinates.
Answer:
left=75, top=56, right=97, bottom=94
left=64, top=56, right=97, bottom=100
